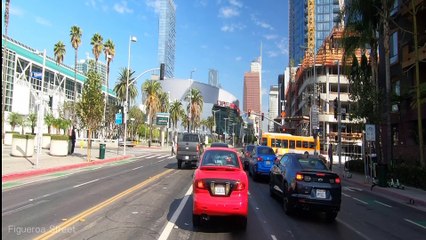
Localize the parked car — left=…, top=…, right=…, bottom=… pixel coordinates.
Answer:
left=241, top=144, right=256, bottom=170
left=269, top=153, right=341, bottom=222
left=248, top=145, right=277, bottom=181
left=210, top=142, right=229, bottom=148
left=192, top=147, right=248, bottom=229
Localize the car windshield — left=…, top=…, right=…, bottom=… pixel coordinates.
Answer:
left=211, top=143, right=228, bottom=147
left=202, top=151, right=239, bottom=167
left=298, top=158, right=328, bottom=170
left=258, top=147, right=275, bottom=155
left=246, top=145, right=255, bottom=152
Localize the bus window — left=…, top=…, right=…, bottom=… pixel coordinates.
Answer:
left=282, top=140, right=288, bottom=148
left=296, top=141, right=302, bottom=148
left=272, top=138, right=281, bottom=148
left=289, top=140, right=295, bottom=149
left=303, top=141, right=309, bottom=148
left=309, top=142, right=315, bottom=149
left=261, top=138, right=268, bottom=146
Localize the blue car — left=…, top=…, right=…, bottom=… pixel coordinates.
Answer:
left=248, top=146, right=277, bottom=181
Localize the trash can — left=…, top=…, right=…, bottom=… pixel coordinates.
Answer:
left=376, top=164, right=388, bottom=187
left=99, top=143, right=106, bottom=159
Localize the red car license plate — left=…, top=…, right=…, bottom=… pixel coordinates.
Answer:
left=214, top=184, right=225, bottom=195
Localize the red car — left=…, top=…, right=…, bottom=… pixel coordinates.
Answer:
left=192, top=147, right=249, bottom=229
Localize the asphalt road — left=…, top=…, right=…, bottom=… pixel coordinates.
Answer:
left=2, top=151, right=425, bottom=240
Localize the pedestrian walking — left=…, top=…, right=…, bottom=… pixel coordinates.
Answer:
left=70, top=126, right=76, bottom=154
left=328, top=143, right=333, bottom=170
left=171, top=139, right=176, bottom=156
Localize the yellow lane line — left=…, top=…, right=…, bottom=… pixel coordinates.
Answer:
left=34, top=168, right=174, bottom=240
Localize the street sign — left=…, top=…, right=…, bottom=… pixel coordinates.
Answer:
left=115, top=113, right=123, bottom=125
left=32, top=71, right=42, bottom=80
left=156, top=113, right=169, bottom=126
left=311, top=105, right=319, bottom=130
left=365, top=124, right=376, bottom=141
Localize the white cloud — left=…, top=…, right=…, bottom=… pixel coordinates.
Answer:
left=9, top=5, right=25, bottom=17
left=251, top=15, right=274, bottom=30
left=264, top=34, right=278, bottom=40
left=219, top=7, right=239, bottom=18
left=201, top=44, right=208, bottom=49
left=114, top=1, right=133, bottom=14
left=267, top=51, right=279, bottom=58
left=276, top=37, right=289, bottom=55
left=35, top=16, right=52, bottom=27
left=228, top=0, right=243, bottom=8
left=235, top=56, right=242, bottom=61
left=221, top=23, right=245, bottom=32
left=145, top=0, right=161, bottom=14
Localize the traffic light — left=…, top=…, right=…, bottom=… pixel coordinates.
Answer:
left=248, top=110, right=251, bottom=117
left=160, top=63, right=165, bottom=80
left=333, top=97, right=338, bottom=120
left=261, top=113, right=264, bottom=121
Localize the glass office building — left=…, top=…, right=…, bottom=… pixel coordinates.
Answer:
left=157, top=0, right=176, bottom=79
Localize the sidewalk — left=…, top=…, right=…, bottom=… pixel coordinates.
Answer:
left=2, top=143, right=170, bottom=182
left=335, top=165, right=426, bottom=212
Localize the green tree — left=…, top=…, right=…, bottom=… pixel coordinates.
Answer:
left=113, top=68, right=137, bottom=104
left=90, top=33, right=103, bottom=70
left=185, top=88, right=203, bottom=132
left=8, top=112, right=22, bottom=132
left=103, top=39, right=115, bottom=130
left=77, top=67, right=105, bottom=161
left=142, top=80, right=162, bottom=146
left=128, top=106, right=144, bottom=140
left=169, top=100, right=184, bottom=138
left=70, top=25, right=82, bottom=102
left=53, top=41, right=66, bottom=65
left=44, top=113, right=55, bottom=134
left=27, top=113, right=37, bottom=134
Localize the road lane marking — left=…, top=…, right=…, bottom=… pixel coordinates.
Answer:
left=344, top=187, right=355, bottom=192
left=342, top=193, right=351, bottom=197
left=336, top=218, right=372, bottom=240
left=352, top=197, right=368, bottom=205
left=271, top=235, right=278, bottom=240
left=374, top=200, right=392, bottom=208
left=158, top=185, right=193, bottom=240
left=404, top=218, right=426, bottom=230
left=132, top=166, right=144, bottom=170
left=73, top=179, right=100, bottom=188
left=34, top=168, right=174, bottom=240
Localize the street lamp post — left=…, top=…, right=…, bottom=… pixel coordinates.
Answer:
left=232, top=123, right=237, bottom=146
left=224, top=117, right=229, bottom=143
left=124, top=35, right=137, bottom=156
left=337, top=60, right=342, bottom=171
left=35, top=49, right=46, bottom=168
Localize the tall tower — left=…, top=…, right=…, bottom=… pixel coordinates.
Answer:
left=158, top=0, right=176, bottom=79
left=208, top=69, right=218, bottom=87
left=243, top=59, right=261, bottom=114
left=288, top=0, right=341, bottom=65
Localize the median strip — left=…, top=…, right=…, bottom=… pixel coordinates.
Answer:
left=34, top=168, right=174, bottom=240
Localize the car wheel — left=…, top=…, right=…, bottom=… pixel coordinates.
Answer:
left=325, top=211, right=338, bottom=223
left=192, top=214, right=201, bottom=227
left=282, top=184, right=294, bottom=215
left=177, top=160, right=182, bottom=169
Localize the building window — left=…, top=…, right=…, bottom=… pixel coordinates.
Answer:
left=390, top=32, right=398, bottom=64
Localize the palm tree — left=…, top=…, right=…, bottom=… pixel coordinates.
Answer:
left=53, top=41, right=66, bottom=65
left=103, top=39, right=115, bottom=128
left=113, top=68, right=137, bottom=104
left=70, top=25, right=82, bottom=102
left=158, top=92, right=170, bottom=113
left=185, top=88, right=203, bottom=132
left=169, top=100, right=184, bottom=138
left=8, top=112, right=22, bottom=132
left=44, top=113, right=55, bottom=134
left=142, top=80, right=162, bottom=146
left=27, top=113, right=37, bottom=134
left=90, top=33, right=103, bottom=71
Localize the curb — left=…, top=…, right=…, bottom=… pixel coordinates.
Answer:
left=2, top=155, right=133, bottom=182
left=342, top=177, right=426, bottom=208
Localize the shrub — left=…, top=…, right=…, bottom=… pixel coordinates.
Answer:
left=50, top=134, right=71, bottom=141
left=12, top=134, right=35, bottom=140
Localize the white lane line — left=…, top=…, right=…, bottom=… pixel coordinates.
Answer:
left=132, top=166, right=144, bottom=170
left=342, top=193, right=351, bottom=198
left=146, top=155, right=157, bottom=159
left=73, top=179, right=100, bottom=188
left=344, top=187, right=355, bottom=192
left=158, top=159, right=164, bottom=163
left=374, top=200, right=392, bottom=208
left=336, top=218, right=372, bottom=240
left=352, top=197, right=368, bottom=205
left=271, top=235, right=278, bottom=240
left=158, top=185, right=193, bottom=240
left=404, top=218, right=426, bottom=230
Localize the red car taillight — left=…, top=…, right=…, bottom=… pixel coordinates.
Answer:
left=257, top=157, right=263, bottom=162
left=295, top=173, right=312, bottom=181
left=234, top=181, right=246, bottom=191
left=195, top=180, right=206, bottom=189
left=335, top=177, right=341, bottom=184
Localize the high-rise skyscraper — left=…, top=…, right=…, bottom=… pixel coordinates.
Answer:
left=243, top=59, right=262, bottom=114
left=289, top=0, right=342, bottom=65
left=76, top=54, right=107, bottom=86
left=208, top=69, right=218, bottom=87
left=158, top=0, right=176, bottom=79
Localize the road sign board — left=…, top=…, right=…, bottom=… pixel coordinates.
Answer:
left=365, top=124, right=376, bottom=141
left=156, top=116, right=169, bottom=126
left=311, top=105, right=319, bottom=130
left=115, top=113, right=123, bottom=125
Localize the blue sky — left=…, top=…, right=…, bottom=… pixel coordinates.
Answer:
left=2, top=0, right=289, bottom=114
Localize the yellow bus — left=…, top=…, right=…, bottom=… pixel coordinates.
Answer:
left=260, top=132, right=320, bottom=156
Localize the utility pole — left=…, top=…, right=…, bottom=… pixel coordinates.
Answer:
left=337, top=60, right=342, bottom=172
